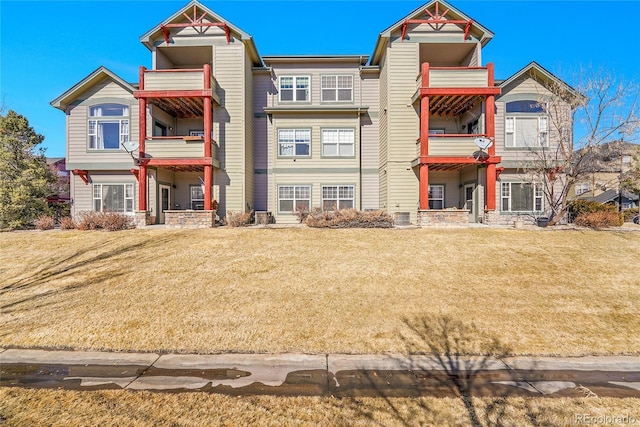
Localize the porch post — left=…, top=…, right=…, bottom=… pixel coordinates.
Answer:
left=203, top=63, right=213, bottom=211
left=138, top=66, right=147, bottom=212
left=486, top=164, right=496, bottom=211
left=419, top=62, right=430, bottom=210
left=420, top=164, right=429, bottom=210
left=204, top=165, right=213, bottom=211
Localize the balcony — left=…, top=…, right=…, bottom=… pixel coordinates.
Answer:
left=416, top=134, right=487, bottom=157
left=137, top=68, right=221, bottom=117
left=144, top=136, right=217, bottom=160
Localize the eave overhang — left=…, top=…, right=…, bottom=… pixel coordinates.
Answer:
left=50, top=66, right=135, bottom=111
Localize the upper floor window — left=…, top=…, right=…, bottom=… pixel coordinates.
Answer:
left=505, top=116, right=548, bottom=148
left=322, top=129, right=355, bottom=157
left=321, top=75, right=353, bottom=102
left=278, top=129, right=310, bottom=157
left=279, top=76, right=309, bottom=102
left=88, top=104, right=129, bottom=150
left=575, top=182, right=590, bottom=196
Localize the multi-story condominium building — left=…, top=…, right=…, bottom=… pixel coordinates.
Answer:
left=51, top=0, right=577, bottom=227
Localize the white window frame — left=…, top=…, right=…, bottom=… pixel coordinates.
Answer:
left=505, top=116, right=550, bottom=148
left=88, top=104, right=129, bottom=150
left=92, top=183, right=135, bottom=214
left=278, top=185, right=311, bottom=213
left=501, top=182, right=544, bottom=212
left=428, top=185, right=445, bottom=210
left=321, top=128, right=355, bottom=157
left=575, top=182, right=590, bottom=196
left=278, top=129, right=311, bottom=157
left=279, top=76, right=310, bottom=102
left=321, top=75, right=353, bottom=102
left=322, top=185, right=355, bottom=211
left=190, top=185, right=205, bottom=210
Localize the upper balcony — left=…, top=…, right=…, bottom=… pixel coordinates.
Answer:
left=134, top=66, right=221, bottom=118
left=412, top=64, right=500, bottom=108
left=415, top=134, right=488, bottom=158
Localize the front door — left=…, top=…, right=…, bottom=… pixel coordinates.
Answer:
left=464, top=184, right=475, bottom=223
left=159, top=184, right=171, bottom=224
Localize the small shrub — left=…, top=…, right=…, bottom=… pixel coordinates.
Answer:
left=34, top=215, right=55, bottom=230
left=226, top=211, right=253, bottom=227
left=100, top=212, right=134, bottom=231
left=59, top=216, right=76, bottom=230
left=295, top=206, right=309, bottom=223
left=75, top=211, right=133, bottom=231
left=574, top=211, right=624, bottom=228
left=306, top=208, right=394, bottom=228
left=623, top=207, right=638, bottom=222
left=568, top=200, right=617, bottom=223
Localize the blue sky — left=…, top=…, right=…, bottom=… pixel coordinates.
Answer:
left=1, top=0, right=639, bottom=157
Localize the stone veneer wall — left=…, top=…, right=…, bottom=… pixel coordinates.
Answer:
left=134, top=211, right=152, bottom=228
left=417, top=209, right=470, bottom=227
left=165, top=210, right=215, bottom=229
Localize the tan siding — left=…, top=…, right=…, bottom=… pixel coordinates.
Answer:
left=67, top=79, right=136, bottom=166
left=272, top=114, right=360, bottom=170
left=430, top=171, right=464, bottom=208
left=271, top=174, right=360, bottom=224
left=429, top=69, right=488, bottom=88
left=429, top=137, right=478, bottom=156
left=145, top=71, right=204, bottom=91
left=361, top=73, right=380, bottom=208
left=254, top=73, right=274, bottom=111
left=145, top=139, right=210, bottom=158
left=245, top=53, right=254, bottom=209
left=361, top=173, right=379, bottom=210
left=154, top=48, right=174, bottom=69
left=387, top=41, right=419, bottom=163
left=214, top=43, right=247, bottom=214
left=268, top=63, right=364, bottom=107
left=379, top=53, right=389, bottom=209
left=71, top=172, right=138, bottom=218
left=385, top=164, right=418, bottom=222
left=461, top=44, right=481, bottom=67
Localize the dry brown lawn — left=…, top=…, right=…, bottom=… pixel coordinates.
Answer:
left=1, top=387, right=639, bottom=427
left=1, top=227, right=639, bottom=355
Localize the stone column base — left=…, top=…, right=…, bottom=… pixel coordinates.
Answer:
left=165, top=210, right=215, bottom=229
left=134, top=211, right=152, bottom=228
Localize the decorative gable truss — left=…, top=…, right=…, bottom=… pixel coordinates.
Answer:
left=401, top=1, right=474, bottom=41
left=159, top=4, right=231, bottom=44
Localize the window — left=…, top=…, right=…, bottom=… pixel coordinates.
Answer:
left=190, top=185, right=204, bottom=210
left=88, top=104, right=129, bottom=150
left=278, top=185, right=311, bottom=213
left=505, top=116, right=549, bottom=148
left=428, top=185, right=444, bottom=210
left=575, top=182, right=590, bottom=196
left=321, top=75, right=353, bottom=102
left=501, top=182, right=544, bottom=212
left=92, top=184, right=134, bottom=213
left=278, top=129, right=310, bottom=157
left=322, top=185, right=354, bottom=211
left=321, top=129, right=355, bottom=157
left=279, top=76, right=309, bottom=102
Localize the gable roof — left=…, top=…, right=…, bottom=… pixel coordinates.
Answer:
left=499, top=61, right=586, bottom=105
left=580, top=188, right=639, bottom=204
left=370, top=0, right=494, bottom=65
left=50, top=66, right=135, bottom=111
left=139, top=0, right=262, bottom=66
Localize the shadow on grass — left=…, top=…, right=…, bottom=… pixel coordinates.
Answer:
left=348, top=314, right=559, bottom=427
left=0, top=234, right=173, bottom=314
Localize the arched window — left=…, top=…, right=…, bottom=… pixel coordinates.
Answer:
left=88, top=103, right=129, bottom=150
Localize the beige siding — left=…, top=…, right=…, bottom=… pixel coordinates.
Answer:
left=213, top=43, right=247, bottom=215
left=379, top=53, right=389, bottom=210
left=145, top=139, right=212, bottom=158
left=272, top=114, right=360, bottom=169
left=144, top=71, right=204, bottom=90
left=271, top=174, right=360, bottom=224
left=71, top=172, right=138, bottom=218
left=429, top=171, right=464, bottom=208
left=429, top=69, right=488, bottom=88
left=67, top=78, right=137, bottom=167
left=244, top=53, right=254, bottom=210
left=386, top=40, right=420, bottom=221
left=461, top=44, right=481, bottom=67
left=428, top=137, right=478, bottom=156
left=154, top=48, right=174, bottom=69
left=267, top=63, right=365, bottom=108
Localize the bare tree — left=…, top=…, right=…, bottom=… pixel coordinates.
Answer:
left=519, top=68, right=640, bottom=225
